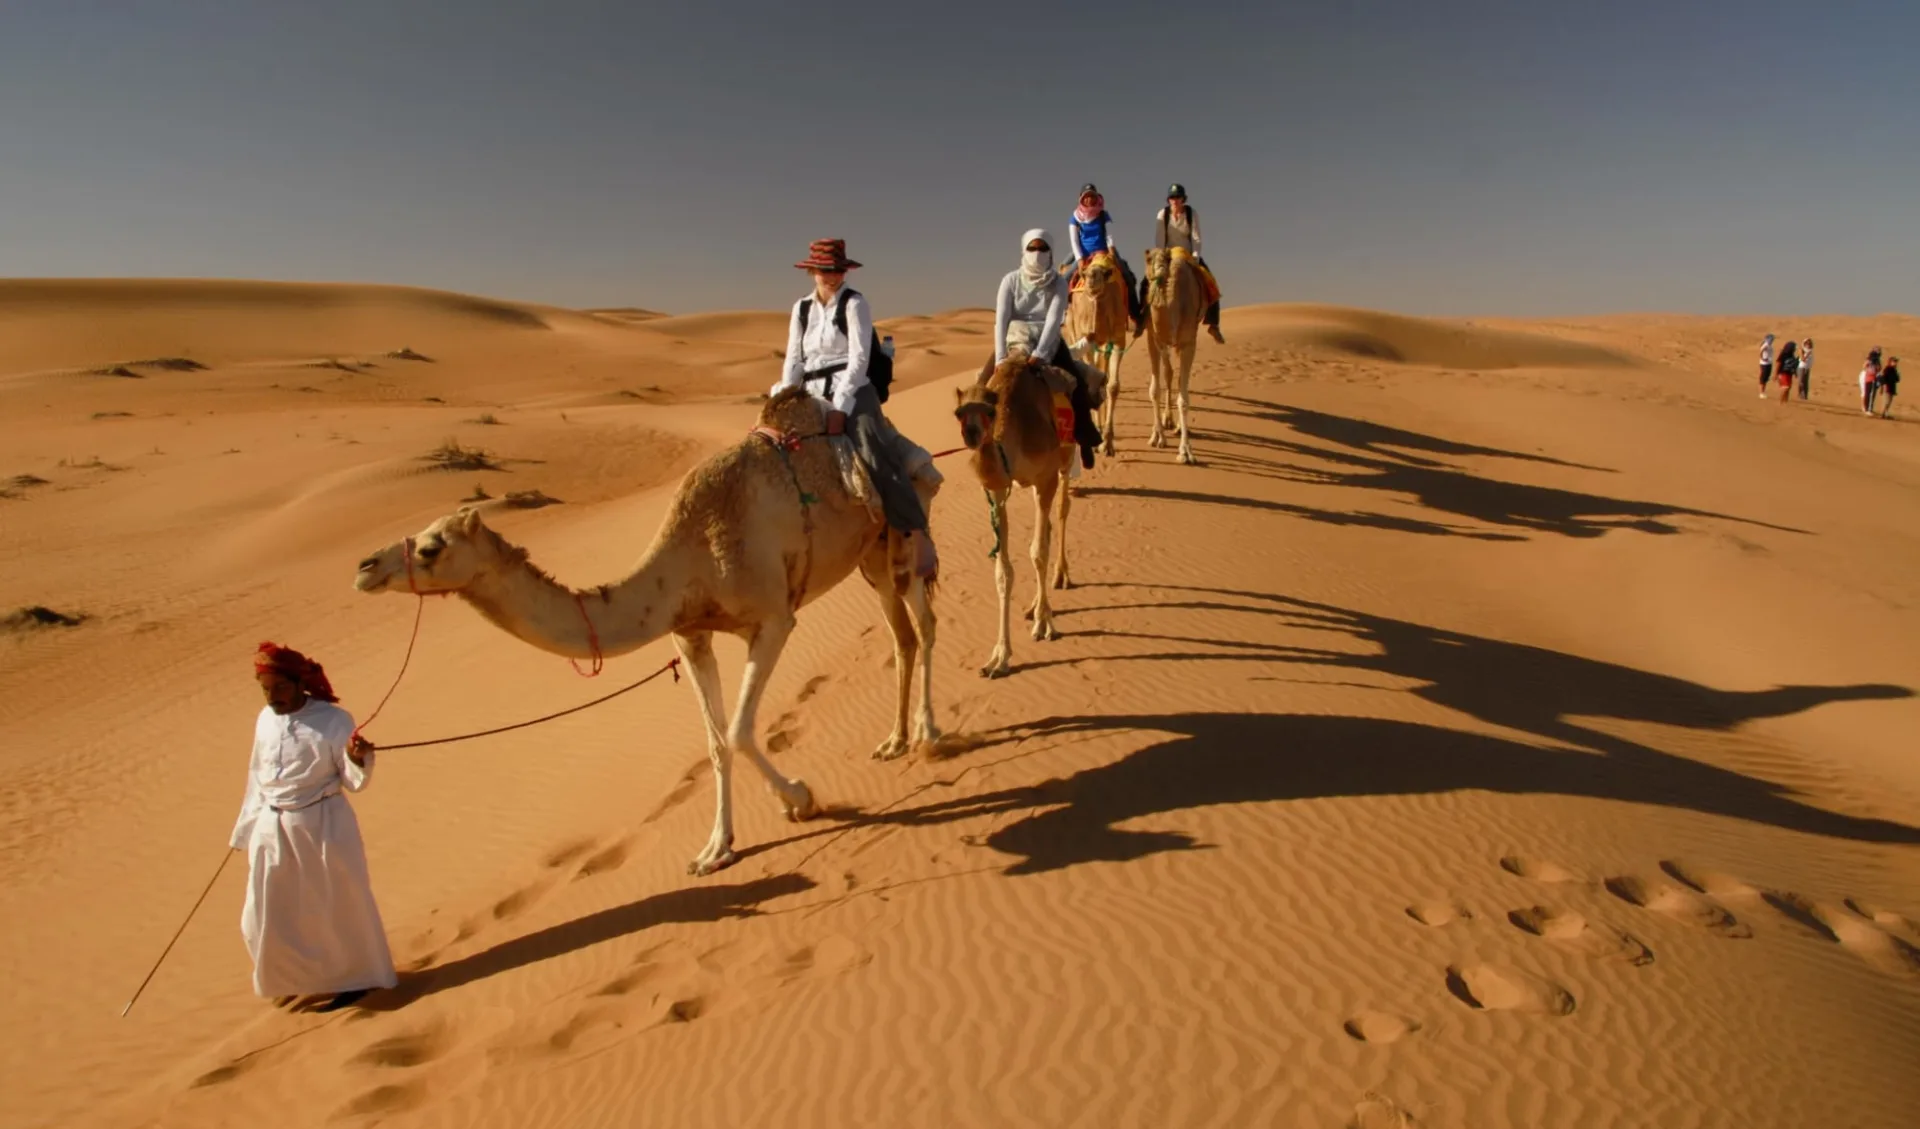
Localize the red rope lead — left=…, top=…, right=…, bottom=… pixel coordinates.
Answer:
left=571, top=592, right=604, bottom=678
left=929, top=445, right=968, bottom=459
left=352, top=537, right=427, bottom=741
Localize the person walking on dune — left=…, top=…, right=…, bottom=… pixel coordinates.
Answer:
left=1775, top=337, right=1799, bottom=402
left=1797, top=338, right=1814, bottom=400
left=1758, top=334, right=1775, bottom=398
left=1878, top=356, right=1901, bottom=418
left=232, top=643, right=396, bottom=1011
left=1861, top=348, right=1883, bottom=415
left=771, top=238, right=941, bottom=577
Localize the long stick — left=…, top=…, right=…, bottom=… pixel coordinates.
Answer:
left=121, top=847, right=234, bottom=1017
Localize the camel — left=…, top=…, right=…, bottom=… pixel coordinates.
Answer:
left=1064, top=252, right=1133, bottom=458
left=953, top=355, right=1079, bottom=678
left=350, top=388, right=942, bottom=876
left=1141, top=247, right=1207, bottom=465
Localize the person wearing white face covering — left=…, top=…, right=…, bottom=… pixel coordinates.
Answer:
left=994, top=228, right=1103, bottom=467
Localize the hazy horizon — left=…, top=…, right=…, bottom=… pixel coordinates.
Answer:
left=3, top=1, right=1915, bottom=318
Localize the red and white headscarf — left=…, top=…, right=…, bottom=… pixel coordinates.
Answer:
left=253, top=641, right=338, bottom=702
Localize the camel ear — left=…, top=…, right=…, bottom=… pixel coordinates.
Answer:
left=457, top=508, right=483, bottom=535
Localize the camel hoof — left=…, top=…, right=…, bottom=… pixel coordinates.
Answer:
left=783, top=781, right=817, bottom=821
left=979, top=661, right=1010, bottom=679
left=1053, top=575, right=1072, bottom=591
left=872, top=738, right=910, bottom=761
left=687, top=848, right=738, bottom=877
left=1031, top=622, right=1059, bottom=642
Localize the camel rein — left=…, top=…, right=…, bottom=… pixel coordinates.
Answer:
left=352, top=536, right=681, bottom=753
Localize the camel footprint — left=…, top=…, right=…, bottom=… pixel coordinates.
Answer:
left=1507, top=905, right=1654, bottom=966
left=1844, top=898, right=1920, bottom=948
left=1658, top=859, right=1762, bottom=903
left=349, top=1022, right=453, bottom=1069
left=573, top=838, right=632, bottom=881
left=1350, top=1093, right=1423, bottom=1129
left=1605, top=875, right=1753, bottom=939
left=1764, top=893, right=1920, bottom=978
left=765, top=710, right=801, bottom=753
left=1445, top=962, right=1576, bottom=1016
left=1405, top=899, right=1473, bottom=927
left=1499, top=855, right=1584, bottom=884
left=1343, top=1010, right=1422, bottom=1044
left=795, top=674, right=830, bottom=703
left=643, top=767, right=703, bottom=824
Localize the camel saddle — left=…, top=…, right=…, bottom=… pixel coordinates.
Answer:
left=1168, top=247, right=1222, bottom=308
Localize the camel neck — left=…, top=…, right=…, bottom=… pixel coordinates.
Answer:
left=457, top=539, right=687, bottom=661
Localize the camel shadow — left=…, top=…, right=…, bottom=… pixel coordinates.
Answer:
left=1060, top=582, right=1912, bottom=743
left=1175, top=392, right=1803, bottom=539
left=1071, top=483, right=1525, bottom=542
left=358, top=873, right=815, bottom=1009
left=1202, top=391, right=1616, bottom=472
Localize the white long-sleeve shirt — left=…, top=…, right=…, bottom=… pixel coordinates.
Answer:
left=771, top=288, right=872, bottom=416
left=231, top=699, right=370, bottom=848
left=1760, top=340, right=1774, bottom=366
left=994, top=269, right=1067, bottom=363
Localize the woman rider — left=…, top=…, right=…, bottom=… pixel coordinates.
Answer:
left=1151, top=183, right=1226, bottom=344
left=994, top=228, right=1103, bottom=468
left=1066, top=184, right=1146, bottom=336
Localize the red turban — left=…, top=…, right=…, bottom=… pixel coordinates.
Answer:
left=253, top=641, right=338, bottom=702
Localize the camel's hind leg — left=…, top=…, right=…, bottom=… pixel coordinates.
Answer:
left=1051, top=460, right=1074, bottom=590
left=979, top=487, right=1014, bottom=678
left=865, top=537, right=920, bottom=759
left=1027, top=477, right=1061, bottom=641
left=1175, top=341, right=1198, bottom=465
left=1098, top=344, right=1120, bottom=458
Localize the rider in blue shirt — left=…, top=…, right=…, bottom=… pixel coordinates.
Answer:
left=1066, top=184, right=1146, bottom=335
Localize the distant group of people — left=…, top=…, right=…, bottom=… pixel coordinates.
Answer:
left=1758, top=334, right=1899, bottom=417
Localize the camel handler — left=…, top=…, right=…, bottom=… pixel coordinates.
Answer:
left=993, top=228, right=1104, bottom=469
left=770, top=238, right=941, bottom=578
left=230, top=642, right=397, bottom=1011
left=1152, top=184, right=1226, bottom=344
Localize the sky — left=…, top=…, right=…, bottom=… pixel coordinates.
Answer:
left=1, top=0, right=1915, bottom=317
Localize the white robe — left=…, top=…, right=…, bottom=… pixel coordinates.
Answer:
left=230, top=698, right=397, bottom=997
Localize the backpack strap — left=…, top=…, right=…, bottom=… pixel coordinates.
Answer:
left=832, top=288, right=856, bottom=337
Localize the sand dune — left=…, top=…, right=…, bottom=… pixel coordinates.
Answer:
left=2, top=283, right=1917, bottom=1129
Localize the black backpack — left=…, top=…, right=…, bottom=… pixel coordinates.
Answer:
left=798, top=288, right=894, bottom=403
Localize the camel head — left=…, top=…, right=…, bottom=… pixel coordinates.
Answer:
left=1142, top=247, right=1181, bottom=306
left=1078, top=256, right=1116, bottom=296
left=759, top=385, right=829, bottom=437
left=353, top=508, right=504, bottom=596
left=952, top=360, right=1001, bottom=451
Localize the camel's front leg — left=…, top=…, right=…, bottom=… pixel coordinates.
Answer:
left=1146, top=335, right=1168, bottom=449
left=1099, top=346, right=1120, bottom=458
left=980, top=487, right=1014, bottom=678
left=1028, top=480, right=1061, bottom=641
left=674, top=631, right=742, bottom=876
left=904, top=574, right=941, bottom=748
left=726, top=615, right=817, bottom=824
left=1051, top=462, right=1074, bottom=590
left=1176, top=343, right=1197, bottom=465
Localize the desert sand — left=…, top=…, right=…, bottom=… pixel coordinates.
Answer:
left=2, top=280, right=1917, bottom=1129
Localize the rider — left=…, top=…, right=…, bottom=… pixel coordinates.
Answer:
left=1151, top=184, right=1226, bottom=344
left=1066, top=184, right=1146, bottom=336
left=994, top=228, right=1103, bottom=469
left=770, top=238, right=940, bottom=577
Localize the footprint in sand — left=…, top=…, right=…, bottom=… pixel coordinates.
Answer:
left=349, top=1023, right=452, bottom=1069
left=765, top=713, right=800, bottom=754
left=795, top=674, right=830, bottom=703
left=1343, top=1010, right=1422, bottom=1044
left=1444, top=962, right=1576, bottom=1016
left=1499, top=855, right=1583, bottom=884
left=1764, top=893, right=1920, bottom=978
left=1658, top=859, right=1762, bottom=903
left=592, top=959, right=663, bottom=998
left=1405, top=899, right=1472, bottom=927
left=573, top=838, right=631, bottom=880
left=333, top=1080, right=426, bottom=1120
left=1507, top=905, right=1654, bottom=966
left=491, top=879, right=554, bottom=922
left=1844, top=899, right=1920, bottom=948
left=643, top=768, right=703, bottom=824
left=1349, top=1092, right=1423, bottom=1128
left=543, top=838, right=597, bottom=870
left=1605, top=875, right=1753, bottom=938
